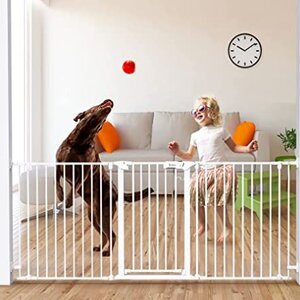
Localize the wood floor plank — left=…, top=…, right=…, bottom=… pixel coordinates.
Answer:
left=1, top=282, right=300, bottom=299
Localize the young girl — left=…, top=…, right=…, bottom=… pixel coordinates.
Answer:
left=168, top=96, right=258, bottom=243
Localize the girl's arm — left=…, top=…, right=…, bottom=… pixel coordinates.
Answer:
left=168, top=141, right=197, bottom=160
left=225, top=137, right=258, bottom=153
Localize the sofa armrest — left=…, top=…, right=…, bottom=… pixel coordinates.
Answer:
left=253, top=130, right=270, bottom=162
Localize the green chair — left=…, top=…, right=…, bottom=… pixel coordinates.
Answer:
left=235, top=170, right=296, bottom=220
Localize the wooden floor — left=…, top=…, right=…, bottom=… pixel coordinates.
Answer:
left=1, top=281, right=300, bottom=300
left=13, top=195, right=297, bottom=280
left=2, top=194, right=300, bottom=299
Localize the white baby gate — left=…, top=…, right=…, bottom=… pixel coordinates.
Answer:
left=11, top=161, right=298, bottom=282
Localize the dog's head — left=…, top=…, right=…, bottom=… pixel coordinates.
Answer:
left=86, top=100, right=113, bottom=132
left=73, top=99, right=114, bottom=147
left=74, top=99, right=114, bottom=122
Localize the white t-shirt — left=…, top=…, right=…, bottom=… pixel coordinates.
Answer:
left=190, top=125, right=231, bottom=168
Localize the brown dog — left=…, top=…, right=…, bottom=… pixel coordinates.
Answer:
left=56, top=99, right=153, bottom=256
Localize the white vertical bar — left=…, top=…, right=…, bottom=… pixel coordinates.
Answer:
left=241, top=164, right=244, bottom=277
left=81, top=165, right=85, bottom=277
left=0, top=0, right=12, bottom=284
left=250, top=164, right=254, bottom=277
left=72, top=164, right=75, bottom=278
left=18, top=166, right=22, bottom=278
left=118, top=165, right=125, bottom=277
left=109, top=164, right=113, bottom=276
left=148, top=164, right=151, bottom=270
left=26, top=168, right=30, bottom=277
left=156, top=164, right=159, bottom=270
left=223, top=164, right=226, bottom=277
left=54, top=165, right=58, bottom=277
left=132, top=165, right=135, bottom=270
left=23, top=0, right=27, bottom=164
left=232, top=164, right=235, bottom=278
left=296, top=0, right=300, bottom=285
left=28, top=0, right=32, bottom=163
left=287, top=164, right=290, bottom=278
left=140, top=164, right=143, bottom=270
left=269, top=164, right=272, bottom=277
left=205, top=165, right=208, bottom=277
left=90, top=165, right=94, bottom=277
left=195, top=164, right=199, bottom=276
left=260, top=164, right=263, bottom=277
left=45, top=166, right=48, bottom=277
left=174, top=168, right=178, bottom=270
left=278, top=164, right=282, bottom=276
left=214, top=166, right=217, bottom=277
left=63, top=165, right=66, bottom=277
left=100, top=165, right=103, bottom=277
left=183, top=167, right=191, bottom=276
left=164, top=169, right=167, bottom=270
left=35, top=167, right=39, bottom=278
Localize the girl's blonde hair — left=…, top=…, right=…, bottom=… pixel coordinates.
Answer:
left=194, top=95, right=222, bottom=126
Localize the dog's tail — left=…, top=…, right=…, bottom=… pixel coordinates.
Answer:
left=124, top=187, right=154, bottom=202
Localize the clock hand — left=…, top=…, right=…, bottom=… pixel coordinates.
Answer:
left=244, top=43, right=257, bottom=52
left=236, top=45, right=246, bottom=52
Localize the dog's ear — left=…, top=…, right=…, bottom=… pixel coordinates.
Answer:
left=74, top=112, right=85, bottom=122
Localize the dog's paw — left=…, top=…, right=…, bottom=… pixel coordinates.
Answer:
left=65, top=200, right=73, bottom=208
left=102, top=250, right=111, bottom=257
left=93, top=246, right=101, bottom=252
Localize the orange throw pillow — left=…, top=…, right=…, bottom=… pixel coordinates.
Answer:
left=97, top=121, right=120, bottom=153
left=232, top=121, right=256, bottom=146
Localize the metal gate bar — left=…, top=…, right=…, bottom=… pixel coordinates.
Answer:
left=11, top=161, right=298, bottom=281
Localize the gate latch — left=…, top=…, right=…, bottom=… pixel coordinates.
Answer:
left=163, top=161, right=195, bottom=170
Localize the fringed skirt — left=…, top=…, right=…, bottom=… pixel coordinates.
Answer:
left=190, top=165, right=237, bottom=207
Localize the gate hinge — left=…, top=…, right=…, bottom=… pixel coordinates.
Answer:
left=164, top=161, right=195, bottom=170
left=287, top=265, right=298, bottom=271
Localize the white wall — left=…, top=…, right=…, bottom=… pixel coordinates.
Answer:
left=39, top=0, right=297, bottom=161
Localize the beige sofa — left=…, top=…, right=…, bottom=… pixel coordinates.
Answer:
left=100, top=112, right=270, bottom=194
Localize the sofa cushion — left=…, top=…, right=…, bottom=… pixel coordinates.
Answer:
left=97, top=121, right=120, bottom=153
left=100, top=149, right=174, bottom=162
left=108, top=112, right=153, bottom=149
left=222, top=112, right=241, bottom=135
left=151, top=112, right=199, bottom=150
left=233, top=121, right=256, bottom=146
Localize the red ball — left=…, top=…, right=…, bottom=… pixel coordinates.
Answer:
left=122, top=60, right=136, bottom=74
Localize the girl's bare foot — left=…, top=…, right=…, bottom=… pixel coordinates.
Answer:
left=194, top=224, right=209, bottom=237
left=217, top=227, right=232, bottom=244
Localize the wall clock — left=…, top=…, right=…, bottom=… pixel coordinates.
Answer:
left=228, top=33, right=262, bottom=68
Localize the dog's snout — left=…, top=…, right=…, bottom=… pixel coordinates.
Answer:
left=103, top=99, right=114, bottom=109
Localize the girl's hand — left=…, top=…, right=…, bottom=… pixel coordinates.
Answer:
left=168, top=141, right=180, bottom=155
left=247, top=140, right=258, bottom=152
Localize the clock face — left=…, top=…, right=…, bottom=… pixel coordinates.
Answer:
left=228, top=33, right=262, bottom=68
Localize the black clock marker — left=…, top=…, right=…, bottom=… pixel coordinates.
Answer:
left=250, top=38, right=253, bottom=41
left=244, top=36, right=246, bottom=39
left=237, top=38, right=240, bottom=41
left=255, top=56, right=258, bottom=59
left=232, top=56, right=236, bottom=59
left=237, top=61, right=240, bottom=64
left=250, top=60, right=253, bottom=64
left=244, top=62, right=246, bottom=66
